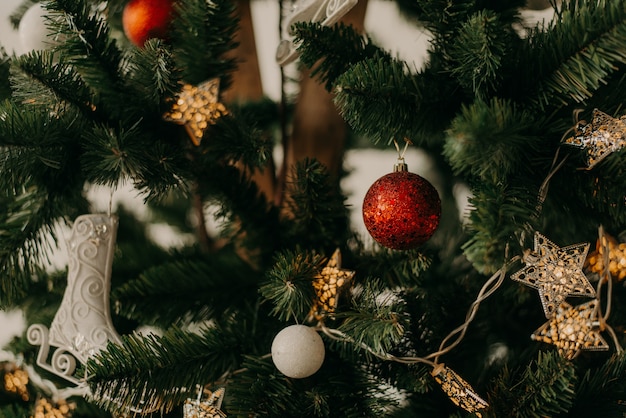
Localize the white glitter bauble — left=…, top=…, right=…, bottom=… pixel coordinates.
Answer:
left=271, top=325, right=325, bottom=378
left=18, top=3, right=51, bottom=53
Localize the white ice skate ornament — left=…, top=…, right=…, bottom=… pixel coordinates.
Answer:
left=27, top=214, right=122, bottom=385
left=276, top=0, right=358, bottom=66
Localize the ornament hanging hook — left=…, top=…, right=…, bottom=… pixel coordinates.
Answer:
left=393, top=137, right=411, bottom=160
left=393, top=138, right=412, bottom=172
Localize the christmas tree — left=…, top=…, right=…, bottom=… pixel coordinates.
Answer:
left=1, top=0, right=626, bottom=416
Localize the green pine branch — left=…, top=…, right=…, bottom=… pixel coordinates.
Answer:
left=9, top=51, right=95, bottom=119
left=333, top=57, right=457, bottom=145
left=87, top=323, right=261, bottom=416
left=259, top=249, right=323, bottom=322
left=393, top=0, right=476, bottom=43
left=5, top=15, right=192, bottom=199
left=0, top=104, right=95, bottom=305
left=0, top=101, right=81, bottom=173
left=131, top=139, right=194, bottom=201
left=171, top=0, right=238, bottom=86
left=0, top=404, right=31, bottom=418
left=488, top=351, right=576, bottom=417
left=78, top=119, right=192, bottom=200
left=280, top=158, right=351, bottom=251
left=80, top=121, right=160, bottom=188
left=0, top=98, right=90, bottom=307
left=462, top=182, right=536, bottom=274
left=355, top=247, right=432, bottom=289
left=517, top=0, right=626, bottom=112
left=0, top=186, right=87, bottom=307
left=447, top=10, right=518, bottom=99
left=572, top=352, right=626, bottom=416
left=293, top=22, right=390, bottom=91
left=228, top=354, right=396, bottom=417
left=125, top=39, right=179, bottom=114
left=114, top=252, right=259, bottom=328
left=337, top=278, right=408, bottom=356
left=202, top=111, right=274, bottom=171
left=47, top=0, right=129, bottom=119
left=443, top=98, right=546, bottom=183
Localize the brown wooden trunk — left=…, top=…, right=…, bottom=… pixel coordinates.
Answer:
left=222, top=0, right=264, bottom=104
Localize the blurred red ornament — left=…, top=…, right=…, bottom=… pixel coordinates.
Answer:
left=362, top=164, right=441, bottom=250
left=122, top=0, right=175, bottom=47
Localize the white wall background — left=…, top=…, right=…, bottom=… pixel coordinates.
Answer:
left=0, top=0, right=553, bottom=346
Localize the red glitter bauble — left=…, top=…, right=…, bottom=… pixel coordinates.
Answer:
left=362, top=169, right=441, bottom=250
left=122, top=0, right=175, bottom=47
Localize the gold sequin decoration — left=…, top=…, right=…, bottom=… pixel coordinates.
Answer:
left=586, top=232, right=626, bottom=281
left=183, top=387, right=227, bottom=418
left=563, top=108, right=626, bottom=168
left=431, top=364, right=488, bottom=417
left=163, top=78, right=228, bottom=146
left=511, top=232, right=595, bottom=318
left=531, top=300, right=609, bottom=360
left=32, top=398, right=74, bottom=418
left=309, top=249, right=355, bottom=322
left=3, top=366, right=29, bottom=401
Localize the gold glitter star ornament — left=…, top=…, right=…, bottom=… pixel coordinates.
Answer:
left=33, top=398, right=75, bottom=418
left=563, top=109, right=626, bottom=168
left=163, top=78, right=228, bottom=146
left=586, top=232, right=626, bottom=281
left=531, top=300, right=609, bottom=360
left=183, top=387, right=227, bottom=418
left=309, top=248, right=355, bottom=321
left=431, top=364, right=488, bottom=417
left=511, top=232, right=595, bottom=317
left=3, top=365, right=29, bottom=401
